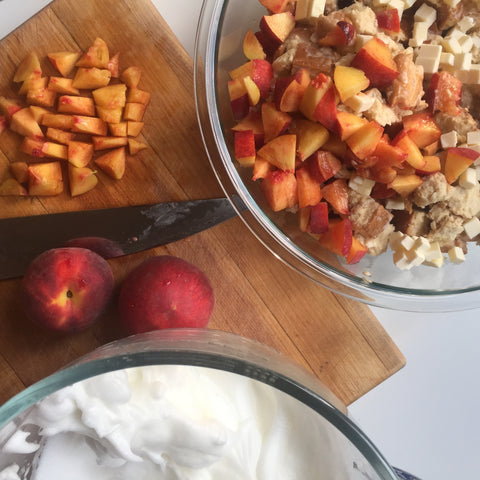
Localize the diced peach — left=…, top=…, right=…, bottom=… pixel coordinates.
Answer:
left=72, top=67, right=111, bottom=89
left=252, top=156, right=274, bottom=181
left=234, top=129, right=256, bottom=167
left=128, top=138, right=148, bottom=155
left=416, top=155, right=441, bottom=175
left=21, top=138, right=68, bottom=160
left=109, top=122, right=128, bottom=137
left=48, top=77, right=80, bottom=95
left=298, top=206, right=311, bottom=233
left=120, top=66, right=142, bottom=88
left=68, top=141, right=94, bottom=168
left=127, top=121, right=144, bottom=137
left=309, top=202, right=329, bottom=234
left=107, top=52, right=120, bottom=78
left=296, top=167, right=322, bottom=209
left=76, top=37, right=109, bottom=69
left=243, top=29, right=266, bottom=60
left=10, top=108, right=44, bottom=138
left=392, top=130, right=426, bottom=169
left=26, top=84, right=56, bottom=108
left=229, top=59, right=273, bottom=99
left=69, top=165, right=98, bottom=197
left=307, top=150, right=342, bottom=183
left=243, top=76, right=261, bottom=106
left=47, top=51, right=81, bottom=77
left=13, top=52, right=41, bottom=83
left=317, top=218, right=353, bottom=257
left=95, top=146, right=126, bottom=180
left=321, top=178, right=349, bottom=215
left=376, top=8, right=400, bottom=33
left=29, top=106, right=49, bottom=124
left=258, top=0, right=292, bottom=13
left=72, top=115, right=108, bottom=136
left=444, top=147, right=478, bottom=184
left=58, top=95, right=96, bottom=116
left=96, top=106, right=123, bottom=123
left=228, top=78, right=250, bottom=120
left=259, top=12, right=296, bottom=55
left=93, top=135, right=128, bottom=151
left=18, top=71, right=42, bottom=95
left=28, top=161, right=63, bottom=196
left=318, top=21, right=355, bottom=47
left=0, top=178, right=28, bottom=196
left=425, top=71, right=462, bottom=116
left=260, top=170, right=298, bottom=211
left=388, top=174, right=423, bottom=197
left=336, top=111, right=369, bottom=141
left=123, top=102, right=146, bottom=122
left=126, top=87, right=150, bottom=105
left=402, top=112, right=442, bottom=149
left=333, top=65, right=370, bottom=103
left=291, top=118, right=329, bottom=162
left=300, top=73, right=338, bottom=131
left=257, top=134, right=296, bottom=171
left=273, top=68, right=310, bottom=113
left=46, top=127, right=75, bottom=145
left=346, top=236, right=368, bottom=264
left=10, top=162, right=29, bottom=184
left=0, top=96, right=22, bottom=121
left=231, top=111, right=264, bottom=147
left=346, top=120, right=383, bottom=159
left=351, top=37, right=399, bottom=88
left=93, top=84, right=127, bottom=108
left=261, top=102, right=292, bottom=143
left=41, top=113, right=75, bottom=130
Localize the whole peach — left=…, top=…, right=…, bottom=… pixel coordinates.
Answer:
left=118, top=255, right=214, bottom=334
left=21, top=247, right=114, bottom=332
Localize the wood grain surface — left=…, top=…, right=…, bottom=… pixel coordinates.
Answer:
left=0, top=0, right=405, bottom=407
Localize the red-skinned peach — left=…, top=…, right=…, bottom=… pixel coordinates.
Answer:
left=118, top=256, right=215, bottom=334
left=21, top=247, right=114, bottom=332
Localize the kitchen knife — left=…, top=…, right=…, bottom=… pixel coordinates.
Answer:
left=0, top=197, right=243, bottom=280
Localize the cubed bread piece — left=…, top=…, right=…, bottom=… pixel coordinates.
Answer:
left=412, top=172, right=450, bottom=208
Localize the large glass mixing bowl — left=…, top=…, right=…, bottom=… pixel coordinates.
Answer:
left=0, top=329, right=405, bottom=479
left=194, top=0, right=480, bottom=312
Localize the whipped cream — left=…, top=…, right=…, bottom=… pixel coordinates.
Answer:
left=0, top=365, right=378, bottom=479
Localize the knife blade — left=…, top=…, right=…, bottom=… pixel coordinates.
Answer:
left=0, top=197, right=243, bottom=280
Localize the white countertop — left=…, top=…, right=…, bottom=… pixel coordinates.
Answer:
left=2, top=1, right=480, bottom=478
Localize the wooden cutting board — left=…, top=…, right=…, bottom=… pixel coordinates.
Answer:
left=0, top=0, right=405, bottom=407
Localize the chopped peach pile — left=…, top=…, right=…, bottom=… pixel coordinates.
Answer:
left=0, top=38, right=150, bottom=197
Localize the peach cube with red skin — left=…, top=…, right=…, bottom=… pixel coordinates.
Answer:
left=127, top=121, right=144, bottom=137
left=292, top=119, right=329, bottom=162
left=392, top=130, right=426, bottom=169
left=258, top=12, right=296, bottom=55
left=10, top=108, right=44, bottom=138
left=317, top=218, right=353, bottom=257
left=252, top=157, right=274, bottom=181
left=402, top=112, right=441, bottom=149
left=351, top=37, right=399, bottom=88
left=96, top=106, right=123, bottom=124
left=128, top=138, right=148, bottom=155
left=346, top=237, right=368, bottom=264
left=229, top=59, right=273, bottom=100
left=243, top=29, right=266, bottom=60
left=123, top=103, right=146, bottom=122
left=425, top=71, right=462, bottom=116
left=47, top=51, right=81, bottom=77
left=261, top=102, right=292, bottom=143
left=107, top=52, right=120, bottom=78
left=258, top=0, right=292, bottom=13
left=93, top=84, right=127, bottom=108
left=41, top=113, right=75, bottom=130
left=346, top=121, right=384, bottom=160
left=307, top=150, right=342, bottom=183
left=388, top=174, right=423, bottom=197
left=127, top=87, right=151, bottom=105
left=0, top=96, right=22, bottom=121
left=21, top=138, right=68, bottom=160
left=28, top=161, right=63, bottom=196
left=443, top=147, right=478, bottom=184
left=46, top=128, right=75, bottom=145
left=260, top=170, right=298, bottom=211
left=317, top=21, right=355, bottom=47
left=376, top=9, right=400, bottom=33
left=10, top=162, right=29, bottom=184
left=309, top=201, right=329, bottom=234
left=232, top=111, right=265, bottom=147
left=321, top=178, right=349, bottom=215
left=296, top=167, right=322, bottom=209
left=109, top=122, right=128, bottom=137
left=234, top=129, right=256, bottom=167
left=273, top=68, right=310, bottom=113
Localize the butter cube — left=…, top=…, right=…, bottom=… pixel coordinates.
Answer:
left=459, top=35, right=474, bottom=53
left=448, top=246, right=465, bottom=264
left=440, top=52, right=455, bottom=67
left=385, top=197, right=405, bottom=210
left=442, top=37, right=462, bottom=54
left=415, top=44, right=442, bottom=73
left=454, top=52, right=472, bottom=70
left=412, top=236, right=431, bottom=255
left=467, top=130, right=480, bottom=146
left=295, top=0, right=326, bottom=21
left=440, top=130, right=458, bottom=149
left=344, top=92, right=376, bottom=112
left=410, top=22, right=429, bottom=47
left=464, top=217, right=480, bottom=239
left=348, top=175, right=375, bottom=196
left=458, top=16, right=475, bottom=32
left=444, top=0, right=461, bottom=6
left=458, top=168, right=478, bottom=189
left=393, top=250, right=414, bottom=270
left=389, top=231, right=405, bottom=250
left=414, top=3, right=436, bottom=26
left=399, top=234, right=415, bottom=251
